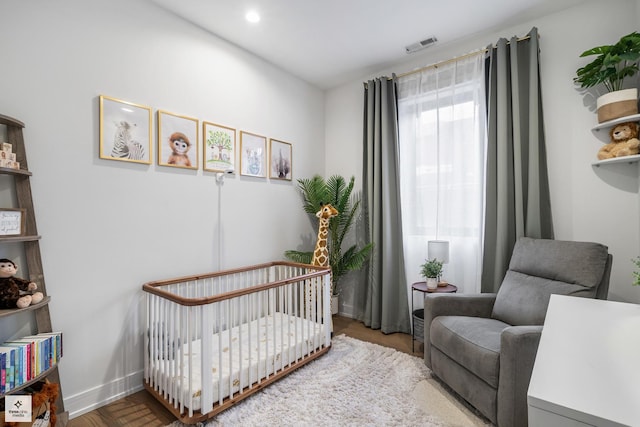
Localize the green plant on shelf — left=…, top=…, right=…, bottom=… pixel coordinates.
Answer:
left=574, top=31, right=640, bottom=93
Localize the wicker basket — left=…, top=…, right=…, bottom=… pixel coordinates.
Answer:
left=413, top=309, right=424, bottom=343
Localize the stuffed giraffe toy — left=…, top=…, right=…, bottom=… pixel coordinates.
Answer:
left=308, top=203, right=339, bottom=321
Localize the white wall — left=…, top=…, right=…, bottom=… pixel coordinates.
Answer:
left=0, top=0, right=324, bottom=417
left=326, top=0, right=640, bottom=314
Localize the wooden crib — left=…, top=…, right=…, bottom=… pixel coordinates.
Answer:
left=142, top=261, right=332, bottom=424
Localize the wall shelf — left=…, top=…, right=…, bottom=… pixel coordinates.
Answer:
left=0, top=296, right=50, bottom=319
left=591, top=113, right=640, bottom=142
left=592, top=154, right=640, bottom=167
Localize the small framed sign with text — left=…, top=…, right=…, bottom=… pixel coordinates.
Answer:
left=0, top=208, right=26, bottom=236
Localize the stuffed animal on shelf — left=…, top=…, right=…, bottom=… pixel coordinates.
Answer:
left=598, top=121, right=640, bottom=160
left=0, top=258, right=43, bottom=309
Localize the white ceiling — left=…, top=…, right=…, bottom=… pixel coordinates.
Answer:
left=151, top=0, right=585, bottom=89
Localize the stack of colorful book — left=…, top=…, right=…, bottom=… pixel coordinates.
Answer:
left=0, top=332, right=62, bottom=394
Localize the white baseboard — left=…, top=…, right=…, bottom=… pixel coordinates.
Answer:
left=65, top=370, right=144, bottom=419
left=338, top=303, right=355, bottom=318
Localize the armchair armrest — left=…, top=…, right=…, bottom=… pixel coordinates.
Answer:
left=497, top=325, right=543, bottom=427
left=423, top=293, right=497, bottom=368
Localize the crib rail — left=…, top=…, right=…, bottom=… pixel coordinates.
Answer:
left=142, top=261, right=332, bottom=424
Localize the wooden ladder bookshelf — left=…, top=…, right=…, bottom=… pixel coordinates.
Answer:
left=0, top=113, right=67, bottom=425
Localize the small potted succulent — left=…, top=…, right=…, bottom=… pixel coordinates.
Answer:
left=420, top=258, right=443, bottom=290
left=574, top=31, right=640, bottom=123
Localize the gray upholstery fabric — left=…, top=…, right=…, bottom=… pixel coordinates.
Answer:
left=492, top=237, right=608, bottom=326
left=432, top=347, right=498, bottom=423
left=507, top=237, right=608, bottom=287
left=431, top=316, right=509, bottom=388
left=497, top=326, right=543, bottom=427
left=424, top=237, right=612, bottom=427
left=423, top=293, right=496, bottom=368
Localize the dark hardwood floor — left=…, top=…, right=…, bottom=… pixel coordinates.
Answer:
left=67, top=315, right=422, bottom=427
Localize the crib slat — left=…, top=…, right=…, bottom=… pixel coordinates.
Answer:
left=200, top=301, right=213, bottom=414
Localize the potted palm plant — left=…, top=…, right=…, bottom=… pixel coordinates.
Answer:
left=420, top=258, right=443, bottom=290
left=574, top=31, right=640, bottom=123
left=284, top=174, right=373, bottom=314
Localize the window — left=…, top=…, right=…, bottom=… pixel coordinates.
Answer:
left=397, top=53, right=486, bottom=294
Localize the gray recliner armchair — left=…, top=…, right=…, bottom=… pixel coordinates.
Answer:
left=423, top=237, right=612, bottom=427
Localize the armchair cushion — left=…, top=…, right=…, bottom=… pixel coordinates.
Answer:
left=491, top=238, right=609, bottom=326
left=423, top=293, right=496, bottom=368
left=431, top=316, right=509, bottom=388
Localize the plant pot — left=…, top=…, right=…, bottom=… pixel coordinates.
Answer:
left=331, top=295, right=339, bottom=315
left=596, top=88, right=638, bottom=123
left=426, top=278, right=438, bottom=290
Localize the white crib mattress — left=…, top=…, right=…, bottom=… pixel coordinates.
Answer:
left=152, top=312, right=325, bottom=411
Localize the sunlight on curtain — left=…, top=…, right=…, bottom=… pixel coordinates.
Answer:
left=397, top=52, right=486, bottom=302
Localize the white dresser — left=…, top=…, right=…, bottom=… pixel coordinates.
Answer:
left=527, top=294, right=640, bottom=426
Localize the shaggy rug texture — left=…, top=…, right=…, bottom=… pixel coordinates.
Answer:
left=167, top=334, right=490, bottom=427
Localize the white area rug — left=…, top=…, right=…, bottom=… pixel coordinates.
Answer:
left=167, top=334, right=491, bottom=427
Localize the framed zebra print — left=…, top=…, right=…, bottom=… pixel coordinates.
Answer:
left=99, top=95, right=152, bottom=164
left=157, top=110, right=199, bottom=170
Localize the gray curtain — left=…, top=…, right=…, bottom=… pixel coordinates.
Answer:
left=358, top=76, right=410, bottom=334
left=482, top=27, right=554, bottom=293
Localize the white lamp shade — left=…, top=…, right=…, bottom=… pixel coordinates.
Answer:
left=428, top=240, right=449, bottom=263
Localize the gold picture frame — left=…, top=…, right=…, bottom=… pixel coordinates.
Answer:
left=99, top=95, right=152, bottom=164
left=240, top=131, right=267, bottom=178
left=203, top=122, right=236, bottom=173
left=158, top=110, right=199, bottom=169
left=0, top=208, right=26, bottom=236
left=269, top=139, right=292, bottom=180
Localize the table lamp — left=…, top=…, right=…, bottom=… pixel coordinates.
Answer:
left=428, top=240, right=449, bottom=285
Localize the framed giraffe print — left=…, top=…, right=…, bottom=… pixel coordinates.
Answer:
left=240, top=131, right=267, bottom=178
left=99, top=95, right=152, bottom=164
left=203, top=121, right=236, bottom=173
left=269, top=139, right=292, bottom=180
left=157, top=110, right=199, bottom=170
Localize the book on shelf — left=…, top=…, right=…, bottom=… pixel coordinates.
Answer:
left=0, top=346, right=17, bottom=393
left=5, top=337, right=35, bottom=381
left=0, top=351, right=4, bottom=394
left=2, top=342, right=27, bottom=386
left=0, top=331, right=62, bottom=395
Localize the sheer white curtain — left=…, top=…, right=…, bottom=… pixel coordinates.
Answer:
left=397, top=52, right=487, bottom=303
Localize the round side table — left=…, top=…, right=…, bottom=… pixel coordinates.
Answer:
left=411, top=281, right=457, bottom=352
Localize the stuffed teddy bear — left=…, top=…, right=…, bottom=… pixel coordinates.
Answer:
left=0, top=258, right=43, bottom=309
left=597, top=121, right=640, bottom=160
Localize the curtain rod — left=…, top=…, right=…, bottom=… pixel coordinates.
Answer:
left=374, top=34, right=533, bottom=82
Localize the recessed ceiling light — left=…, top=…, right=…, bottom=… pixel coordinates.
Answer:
left=245, top=10, right=260, bottom=23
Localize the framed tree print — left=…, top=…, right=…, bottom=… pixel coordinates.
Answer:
left=269, top=139, right=292, bottom=180
left=99, top=95, right=152, bottom=164
left=240, top=131, right=267, bottom=178
left=203, top=121, right=236, bottom=173
left=157, top=110, right=199, bottom=169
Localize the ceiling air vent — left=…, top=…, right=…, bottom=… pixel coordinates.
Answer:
left=405, top=36, right=438, bottom=54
